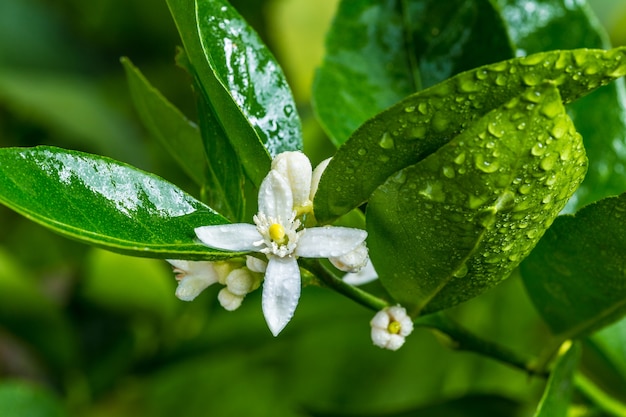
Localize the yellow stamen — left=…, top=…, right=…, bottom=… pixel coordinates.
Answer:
left=269, top=223, right=287, bottom=244
left=387, top=320, right=402, bottom=334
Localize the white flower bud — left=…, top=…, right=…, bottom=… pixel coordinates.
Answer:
left=330, top=243, right=369, bottom=273
left=218, top=288, right=244, bottom=311
left=370, top=306, right=414, bottom=351
left=310, top=157, right=331, bottom=201
left=225, top=268, right=261, bottom=296
left=213, top=261, right=238, bottom=285
left=343, top=259, right=378, bottom=285
left=167, top=260, right=219, bottom=301
left=271, top=151, right=312, bottom=214
left=246, top=255, right=267, bottom=273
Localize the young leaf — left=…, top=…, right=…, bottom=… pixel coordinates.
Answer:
left=195, top=0, right=303, bottom=156
left=121, top=57, right=207, bottom=187
left=521, top=192, right=626, bottom=340
left=314, top=47, right=626, bottom=223
left=313, top=0, right=514, bottom=146
left=165, top=0, right=269, bottom=186
left=367, top=83, right=586, bottom=314
left=534, top=341, right=581, bottom=417
left=0, top=146, right=237, bottom=260
left=497, top=0, right=626, bottom=212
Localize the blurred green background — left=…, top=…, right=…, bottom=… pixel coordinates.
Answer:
left=1, top=0, right=626, bottom=416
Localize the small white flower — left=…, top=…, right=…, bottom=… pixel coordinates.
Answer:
left=271, top=151, right=313, bottom=215
left=370, top=306, right=414, bottom=351
left=195, top=169, right=368, bottom=336
left=343, top=258, right=379, bottom=286
left=167, top=260, right=219, bottom=301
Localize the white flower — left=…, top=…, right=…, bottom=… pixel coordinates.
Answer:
left=271, top=151, right=313, bottom=215
left=167, top=260, right=220, bottom=301
left=370, top=306, right=414, bottom=351
left=195, top=169, right=368, bottom=336
left=343, top=258, right=379, bottom=286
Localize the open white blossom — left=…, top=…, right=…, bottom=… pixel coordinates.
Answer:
left=195, top=169, right=368, bottom=336
left=370, top=305, right=414, bottom=351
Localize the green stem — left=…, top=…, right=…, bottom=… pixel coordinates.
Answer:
left=575, top=373, right=626, bottom=417
left=415, top=312, right=549, bottom=378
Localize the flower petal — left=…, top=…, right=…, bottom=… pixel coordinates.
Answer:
left=271, top=151, right=312, bottom=209
left=262, top=256, right=301, bottom=336
left=343, top=259, right=378, bottom=285
left=258, top=170, right=294, bottom=220
left=195, top=224, right=261, bottom=252
left=295, top=226, right=367, bottom=258
left=310, top=157, right=331, bottom=201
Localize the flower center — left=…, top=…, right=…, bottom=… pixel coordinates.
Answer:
left=387, top=320, right=402, bottom=334
left=269, top=223, right=287, bottom=245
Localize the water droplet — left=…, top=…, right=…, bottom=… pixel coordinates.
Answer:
left=459, top=76, right=480, bottom=93
left=540, top=154, right=557, bottom=171
left=488, top=61, right=509, bottom=72
left=419, top=181, right=445, bottom=202
left=431, top=112, right=449, bottom=132
left=495, top=74, right=507, bottom=86
left=541, top=101, right=561, bottom=119
left=283, top=104, right=294, bottom=117
left=358, top=148, right=367, bottom=156
left=542, top=194, right=553, bottom=204
left=519, top=54, right=544, bottom=66
left=405, top=106, right=415, bottom=113
left=409, top=125, right=427, bottom=140
left=518, top=183, right=533, bottom=195
left=475, top=154, right=500, bottom=173
left=522, top=73, right=541, bottom=86
left=551, top=120, right=568, bottom=139
left=531, top=142, right=547, bottom=156
left=442, top=165, right=455, bottom=178
left=454, top=152, right=466, bottom=165
left=468, top=194, right=489, bottom=209
left=487, top=122, right=504, bottom=138
left=522, top=89, right=542, bottom=103
left=476, top=69, right=488, bottom=80
left=572, top=50, right=587, bottom=66
left=392, top=171, right=406, bottom=184
left=517, top=122, right=527, bottom=130
left=379, top=132, right=395, bottom=149
left=418, top=102, right=429, bottom=114
left=379, top=155, right=390, bottom=163
left=453, top=263, right=469, bottom=278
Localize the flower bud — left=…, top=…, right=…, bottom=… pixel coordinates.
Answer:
left=218, top=288, right=244, bottom=311
left=370, top=306, right=414, bottom=351
left=167, top=260, right=219, bottom=301
left=271, top=151, right=312, bottom=214
left=330, top=243, right=369, bottom=273
left=226, top=268, right=261, bottom=296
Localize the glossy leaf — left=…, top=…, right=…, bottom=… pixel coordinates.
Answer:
left=314, top=47, right=626, bottom=223
left=0, top=146, right=236, bottom=260
left=0, top=382, right=68, bottom=417
left=195, top=0, right=303, bottom=156
left=165, top=0, right=268, bottom=186
left=313, top=0, right=513, bottom=146
left=534, top=342, right=581, bottom=417
left=368, top=84, right=586, bottom=314
left=521, top=192, right=626, bottom=339
left=497, top=0, right=626, bottom=212
left=121, top=57, right=207, bottom=188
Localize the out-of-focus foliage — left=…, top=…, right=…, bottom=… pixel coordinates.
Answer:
left=1, top=0, right=626, bottom=416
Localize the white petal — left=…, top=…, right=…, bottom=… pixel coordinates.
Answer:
left=330, top=243, right=369, bottom=273
left=384, top=334, right=406, bottom=351
left=310, top=157, right=331, bottom=201
left=226, top=268, right=257, bottom=296
left=246, top=256, right=267, bottom=273
left=370, top=309, right=390, bottom=329
left=271, top=151, right=312, bottom=209
left=195, top=224, right=261, bottom=252
left=295, top=227, right=367, bottom=258
left=175, top=274, right=214, bottom=301
left=343, top=259, right=379, bottom=285
left=371, top=326, right=392, bottom=348
left=258, top=170, right=294, bottom=220
left=262, top=256, right=301, bottom=336
left=218, top=288, right=244, bottom=311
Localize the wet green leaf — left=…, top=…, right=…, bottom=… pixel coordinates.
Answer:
left=313, top=0, right=513, bottom=146
left=165, top=0, right=269, bottom=186
left=521, top=192, right=626, bottom=339
left=195, top=0, right=303, bottom=156
left=315, top=47, right=626, bottom=223
left=121, top=57, right=207, bottom=188
left=497, top=0, right=626, bottom=212
left=534, top=342, right=581, bottom=417
left=368, top=84, right=586, bottom=314
left=0, top=146, right=236, bottom=260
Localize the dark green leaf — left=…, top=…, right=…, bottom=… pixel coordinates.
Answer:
left=313, top=0, right=513, bottom=146
left=497, top=0, right=626, bottom=212
left=165, top=0, right=269, bottom=186
left=0, top=146, right=236, bottom=260
left=368, top=84, right=586, bottom=314
left=195, top=0, right=303, bottom=156
left=0, top=381, right=68, bottom=417
left=315, top=47, right=626, bottom=223
left=534, top=342, right=581, bottom=417
left=121, top=57, right=207, bottom=188
left=521, top=192, right=626, bottom=339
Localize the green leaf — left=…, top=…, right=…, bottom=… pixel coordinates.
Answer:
left=314, top=47, right=626, bottom=223
left=0, top=381, right=68, bottom=417
left=534, top=341, right=581, bottom=417
left=368, top=83, right=586, bottom=314
left=313, top=0, right=514, bottom=146
left=496, top=0, right=626, bottom=212
left=0, top=146, right=236, bottom=260
left=165, top=0, right=268, bottom=186
left=195, top=0, right=303, bottom=155
left=121, top=57, right=207, bottom=188
left=521, top=192, right=626, bottom=339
